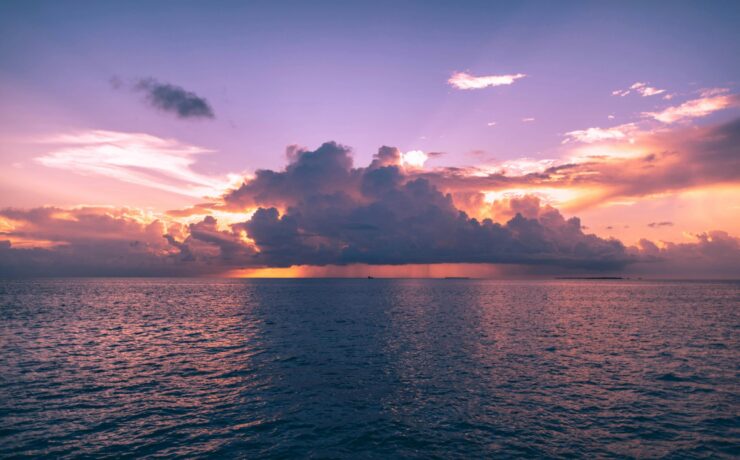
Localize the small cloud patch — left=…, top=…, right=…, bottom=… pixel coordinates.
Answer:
left=135, top=78, right=215, bottom=119
left=448, top=72, right=526, bottom=90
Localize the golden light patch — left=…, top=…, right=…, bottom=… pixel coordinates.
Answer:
left=566, top=144, right=646, bottom=164
left=226, top=263, right=510, bottom=279
left=3, top=237, right=65, bottom=249
left=175, top=208, right=257, bottom=231
left=225, top=266, right=305, bottom=278
left=483, top=188, right=582, bottom=206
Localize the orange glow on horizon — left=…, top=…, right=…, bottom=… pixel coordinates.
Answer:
left=225, top=263, right=513, bottom=279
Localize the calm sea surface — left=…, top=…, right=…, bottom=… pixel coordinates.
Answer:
left=0, top=279, right=738, bottom=458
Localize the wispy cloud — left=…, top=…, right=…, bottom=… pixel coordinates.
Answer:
left=612, top=81, right=667, bottom=98
left=448, top=72, right=526, bottom=90
left=417, top=116, right=740, bottom=212
left=522, top=117, right=535, bottom=122
left=36, top=130, right=237, bottom=198
left=563, top=123, right=637, bottom=144
left=648, top=221, right=674, bottom=228
left=643, top=89, right=738, bottom=123
left=483, top=158, right=557, bottom=176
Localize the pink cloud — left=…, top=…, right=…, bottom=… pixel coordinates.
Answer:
left=563, top=123, right=637, bottom=144
left=643, top=90, right=739, bottom=123
left=35, top=130, right=240, bottom=198
left=448, top=72, right=526, bottom=90
left=612, top=81, right=667, bottom=98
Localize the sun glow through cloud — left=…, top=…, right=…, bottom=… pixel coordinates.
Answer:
left=400, top=150, right=428, bottom=168
left=483, top=188, right=583, bottom=207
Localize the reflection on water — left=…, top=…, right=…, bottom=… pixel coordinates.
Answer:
left=0, top=279, right=738, bottom=457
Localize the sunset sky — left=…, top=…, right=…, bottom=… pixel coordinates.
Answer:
left=1, top=0, right=739, bottom=277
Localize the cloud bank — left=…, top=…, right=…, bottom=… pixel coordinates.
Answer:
left=4, top=117, right=740, bottom=277
left=2, top=142, right=641, bottom=276
left=425, top=117, right=740, bottom=210
left=0, top=207, right=194, bottom=276
left=635, top=231, right=740, bottom=278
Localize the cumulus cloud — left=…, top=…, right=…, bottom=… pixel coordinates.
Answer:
left=448, top=72, right=526, bottom=90
left=181, top=143, right=635, bottom=269
left=643, top=89, right=739, bottom=123
left=128, top=78, right=214, bottom=119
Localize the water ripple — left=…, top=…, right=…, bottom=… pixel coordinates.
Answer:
left=0, top=278, right=738, bottom=458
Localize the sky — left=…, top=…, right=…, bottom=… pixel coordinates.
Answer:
left=1, top=0, right=739, bottom=277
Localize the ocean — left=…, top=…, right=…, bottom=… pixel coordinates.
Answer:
left=0, top=279, right=738, bottom=458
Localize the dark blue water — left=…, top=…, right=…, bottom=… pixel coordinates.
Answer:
left=0, top=279, right=738, bottom=458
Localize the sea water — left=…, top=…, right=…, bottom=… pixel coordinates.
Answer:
left=1, top=279, right=738, bottom=458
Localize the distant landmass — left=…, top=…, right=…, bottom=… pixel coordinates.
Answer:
left=556, top=276, right=625, bottom=280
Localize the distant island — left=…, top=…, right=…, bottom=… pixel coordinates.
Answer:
left=555, top=276, right=625, bottom=280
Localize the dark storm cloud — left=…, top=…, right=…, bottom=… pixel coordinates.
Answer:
left=219, top=142, right=633, bottom=269
left=133, top=78, right=215, bottom=119
left=222, top=142, right=357, bottom=209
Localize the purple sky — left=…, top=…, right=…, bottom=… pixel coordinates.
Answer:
left=2, top=1, right=739, bottom=172
left=1, top=1, right=739, bottom=277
